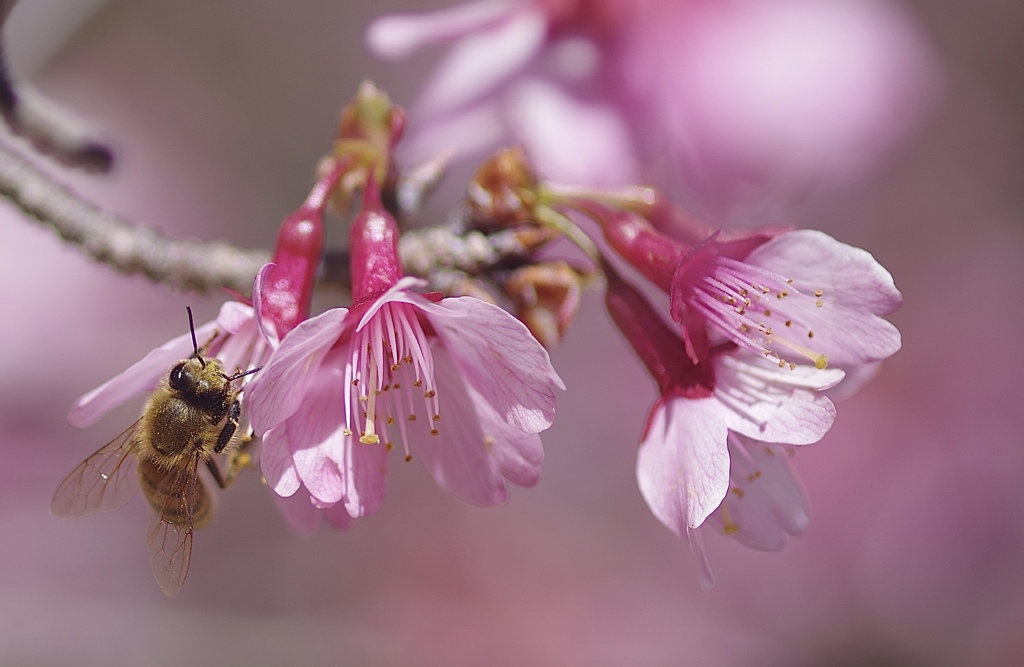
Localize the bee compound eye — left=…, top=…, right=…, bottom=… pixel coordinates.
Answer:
left=168, top=362, right=188, bottom=390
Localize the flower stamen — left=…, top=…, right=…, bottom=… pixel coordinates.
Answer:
left=360, top=356, right=381, bottom=444
left=689, top=257, right=830, bottom=369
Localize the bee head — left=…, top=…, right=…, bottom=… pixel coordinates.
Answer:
left=169, top=357, right=228, bottom=394
left=171, top=306, right=261, bottom=399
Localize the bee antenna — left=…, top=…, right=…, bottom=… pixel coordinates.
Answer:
left=224, top=366, right=262, bottom=383
left=186, top=305, right=206, bottom=368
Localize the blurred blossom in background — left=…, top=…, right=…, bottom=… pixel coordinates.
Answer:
left=2, top=1, right=1023, bottom=666
left=368, top=0, right=939, bottom=221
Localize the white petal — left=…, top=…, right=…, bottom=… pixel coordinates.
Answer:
left=708, top=436, right=809, bottom=551
left=714, top=352, right=838, bottom=445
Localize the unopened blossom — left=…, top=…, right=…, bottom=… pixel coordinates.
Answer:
left=367, top=0, right=936, bottom=208
left=247, top=181, right=563, bottom=522
left=604, top=264, right=843, bottom=535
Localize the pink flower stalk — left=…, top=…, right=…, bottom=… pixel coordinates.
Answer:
left=68, top=162, right=340, bottom=431
left=366, top=0, right=936, bottom=207
left=605, top=265, right=842, bottom=528
left=247, top=181, right=563, bottom=524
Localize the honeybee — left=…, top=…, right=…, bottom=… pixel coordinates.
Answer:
left=52, top=307, right=260, bottom=597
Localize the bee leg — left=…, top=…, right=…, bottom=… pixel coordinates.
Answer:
left=206, top=433, right=254, bottom=490
left=213, top=399, right=241, bottom=454
left=206, top=457, right=228, bottom=490
left=224, top=427, right=256, bottom=483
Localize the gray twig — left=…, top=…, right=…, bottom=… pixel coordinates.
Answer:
left=0, top=141, right=537, bottom=295
left=0, top=4, right=114, bottom=173
left=0, top=141, right=268, bottom=293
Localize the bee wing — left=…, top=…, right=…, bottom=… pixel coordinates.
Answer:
left=51, top=420, right=141, bottom=518
left=144, top=453, right=203, bottom=597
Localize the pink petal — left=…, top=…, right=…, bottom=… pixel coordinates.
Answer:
left=271, top=488, right=322, bottom=535
left=413, top=5, right=547, bottom=120
left=214, top=319, right=267, bottom=378
left=408, top=347, right=543, bottom=507
left=68, top=318, right=219, bottom=427
left=216, top=300, right=255, bottom=335
left=282, top=364, right=350, bottom=506
left=637, top=396, right=731, bottom=531
left=487, top=418, right=544, bottom=489
left=355, top=276, right=428, bottom=330
left=825, top=360, right=883, bottom=400
left=260, top=425, right=301, bottom=497
left=397, top=99, right=507, bottom=166
left=746, top=230, right=903, bottom=365
left=708, top=436, right=809, bottom=551
left=247, top=307, right=350, bottom=435
left=324, top=504, right=358, bottom=530
left=714, top=352, right=840, bottom=445
left=507, top=78, right=640, bottom=186
left=366, top=0, right=519, bottom=59
left=252, top=262, right=281, bottom=347
left=342, top=433, right=388, bottom=519
left=426, top=296, right=564, bottom=434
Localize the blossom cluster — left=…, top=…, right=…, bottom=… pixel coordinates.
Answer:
left=66, top=76, right=901, bottom=587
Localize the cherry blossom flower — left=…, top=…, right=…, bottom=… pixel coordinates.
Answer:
left=605, top=264, right=842, bottom=528
left=594, top=205, right=902, bottom=584
left=247, top=181, right=563, bottom=523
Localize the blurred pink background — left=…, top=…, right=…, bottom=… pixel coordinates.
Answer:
left=2, top=1, right=1022, bottom=665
